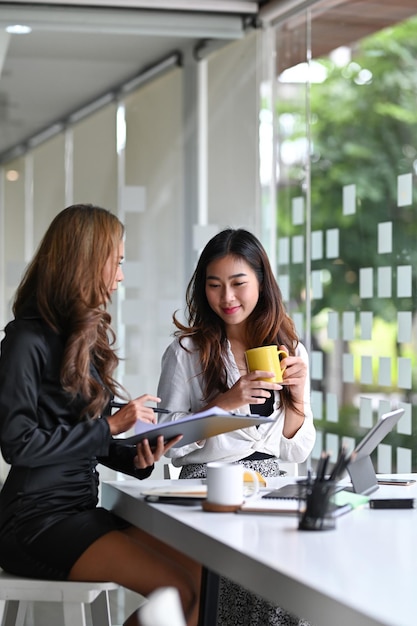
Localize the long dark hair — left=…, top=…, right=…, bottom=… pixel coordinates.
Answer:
left=173, top=228, right=300, bottom=412
left=13, top=203, right=125, bottom=418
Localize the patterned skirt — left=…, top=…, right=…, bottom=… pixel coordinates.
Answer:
left=179, top=459, right=311, bottom=626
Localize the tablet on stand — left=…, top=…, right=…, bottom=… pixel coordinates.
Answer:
left=346, top=408, right=404, bottom=495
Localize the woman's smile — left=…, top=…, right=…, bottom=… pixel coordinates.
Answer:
left=222, top=305, right=241, bottom=315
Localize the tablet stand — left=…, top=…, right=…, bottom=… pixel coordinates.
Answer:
left=346, top=455, right=379, bottom=495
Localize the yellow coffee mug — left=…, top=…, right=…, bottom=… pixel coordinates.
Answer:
left=245, top=345, right=288, bottom=383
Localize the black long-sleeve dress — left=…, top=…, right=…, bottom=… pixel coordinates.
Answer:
left=0, top=305, right=151, bottom=579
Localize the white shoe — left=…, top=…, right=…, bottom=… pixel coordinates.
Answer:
left=139, top=587, right=186, bottom=626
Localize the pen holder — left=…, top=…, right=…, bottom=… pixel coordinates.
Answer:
left=298, top=480, right=337, bottom=531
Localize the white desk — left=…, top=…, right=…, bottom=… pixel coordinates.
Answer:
left=102, top=476, right=417, bottom=626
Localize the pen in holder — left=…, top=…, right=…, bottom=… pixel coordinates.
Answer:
left=298, top=447, right=351, bottom=531
left=298, top=479, right=337, bottom=531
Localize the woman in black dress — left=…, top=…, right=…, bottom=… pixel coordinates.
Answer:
left=0, top=204, right=200, bottom=626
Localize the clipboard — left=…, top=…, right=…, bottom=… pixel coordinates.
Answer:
left=114, top=408, right=274, bottom=448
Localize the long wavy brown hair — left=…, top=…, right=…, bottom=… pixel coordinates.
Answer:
left=173, top=228, right=301, bottom=414
left=13, top=204, right=125, bottom=418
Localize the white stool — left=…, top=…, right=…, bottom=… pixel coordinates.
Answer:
left=0, top=569, right=119, bottom=626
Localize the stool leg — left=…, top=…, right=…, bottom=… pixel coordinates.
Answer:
left=2, top=600, right=27, bottom=626
left=90, top=590, right=112, bottom=626
left=62, top=602, right=87, bottom=626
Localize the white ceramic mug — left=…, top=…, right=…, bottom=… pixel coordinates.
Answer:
left=204, top=462, right=260, bottom=512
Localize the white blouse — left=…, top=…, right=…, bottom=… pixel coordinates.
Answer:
left=157, top=336, right=316, bottom=467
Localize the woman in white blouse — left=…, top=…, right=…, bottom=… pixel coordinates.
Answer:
left=158, top=228, right=315, bottom=475
left=157, top=228, right=314, bottom=626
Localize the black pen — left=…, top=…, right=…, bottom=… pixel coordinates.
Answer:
left=328, top=445, right=346, bottom=481
left=316, top=451, right=329, bottom=481
left=320, top=452, right=330, bottom=481
left=110, top=401, right=170, bottom=414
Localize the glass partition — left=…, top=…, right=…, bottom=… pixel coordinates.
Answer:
left=271, top=0, right=417, bottom=472
left=2, top=0, right=417, bottom=482
left=32, top=134, right=66, bottom=244
left=2, top=157, right=26, bottom=323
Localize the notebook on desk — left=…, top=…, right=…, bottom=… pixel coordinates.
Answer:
left=238, top=497, right=300, bottom=515
left=238, top=491, right=364, bottom=516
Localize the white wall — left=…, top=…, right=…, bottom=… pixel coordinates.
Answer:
left=0, top=32, right=263, bottom=483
